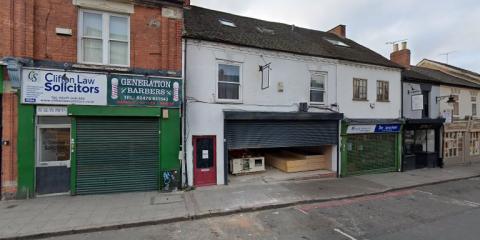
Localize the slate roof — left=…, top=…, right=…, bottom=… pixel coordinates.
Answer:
left=423, top=59, right=480, bottom=78
left=184, top=6, right=402, bottom=69
left=403, top=66, right=480, bottom=89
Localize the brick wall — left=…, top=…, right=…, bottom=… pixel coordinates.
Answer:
left=0, top=0, right=183, bottom=71
left=0, top=0, right=183, bottom=198
left=1, top=91, right=18, bottom=200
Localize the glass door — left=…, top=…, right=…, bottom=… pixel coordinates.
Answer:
left=36, top=117, right=72, bottom=195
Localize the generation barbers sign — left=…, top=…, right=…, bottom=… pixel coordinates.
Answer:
left=21, top=69, right=107, bottom=105
left=108, top=74, right=181, bottom=107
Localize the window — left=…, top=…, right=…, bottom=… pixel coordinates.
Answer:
left=217, top=63, right=241, bottom=101
left=219, top=19, right=236, bottom=27
left=353, top=78, right=368, bottom=101
left=310, top=72, right=327, bottom=104
left=453, top=95, right=460, bottom=116
left=376, top=80, right=389, bottom=102
left=79, top=10, right=130, bottom=66
left=470, top=132, right=480, bottom=155
left=472, top=94, right=477, bottom=116
left=422, top=91, right=430, bottom=118
left=444, top=132, right=464, bottom=158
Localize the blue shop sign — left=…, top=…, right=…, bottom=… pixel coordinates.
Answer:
left=374, top=124, right=401, bottom=133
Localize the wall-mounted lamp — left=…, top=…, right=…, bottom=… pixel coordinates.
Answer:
left=436, top=95, right=456, bottom=104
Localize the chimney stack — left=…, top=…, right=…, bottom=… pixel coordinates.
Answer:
left=183, top=0, right=190, bottom=7
left=328, top=25, right=346, bottom=38
left=390, top=41, right=411, bottom=69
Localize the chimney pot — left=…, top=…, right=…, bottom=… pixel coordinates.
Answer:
left=390, top=41, right=411, bottom=69
left=393, top=43, right=399, bottom=52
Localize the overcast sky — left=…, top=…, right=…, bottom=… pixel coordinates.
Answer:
left=191, top=0, right=480, bottom=73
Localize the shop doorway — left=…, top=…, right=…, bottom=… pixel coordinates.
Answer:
left=36, top=117, right=71, bottom=195
left=193, top=136, right=216, bottom=186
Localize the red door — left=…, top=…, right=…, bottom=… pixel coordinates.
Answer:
left=193, top=136, right=217, bottom=186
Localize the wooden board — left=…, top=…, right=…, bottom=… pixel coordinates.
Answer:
left=266, top=151, right=329, bottom=173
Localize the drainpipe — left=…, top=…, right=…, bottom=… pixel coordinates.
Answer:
left=182, top=38, right=188, bottom=188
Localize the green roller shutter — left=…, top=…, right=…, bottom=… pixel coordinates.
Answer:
left=345, top=133, right=397, bottom=176
left=76, top=117, right=159, bottom=195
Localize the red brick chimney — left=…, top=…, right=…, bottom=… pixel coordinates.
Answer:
left=328, top=25, right=346, bottom=38
left=183, top=0, right=190, bottom=7
left=390, top=41, right=411, bottom=69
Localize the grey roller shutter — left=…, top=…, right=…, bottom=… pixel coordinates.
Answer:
left=76, top=117, right=159, bottom=195
left=225, top=120, right=338, bottom=150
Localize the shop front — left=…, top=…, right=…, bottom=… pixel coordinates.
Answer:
left=403, top=118, right=444, bottom=171
left=340, top=119, right=403, bottom=177
left=443, top=120, right=480, bottom=167
left=17, top=68, right=181, bottom=198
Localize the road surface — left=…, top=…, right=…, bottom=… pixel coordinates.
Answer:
left=47, top=177, right=480, bottom=240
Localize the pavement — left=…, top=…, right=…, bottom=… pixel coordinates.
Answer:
left=1, top=163, right=480, bottom=239
left=44, top=177, right=480, bottom=240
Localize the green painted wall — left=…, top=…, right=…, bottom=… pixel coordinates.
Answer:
left=17, top=100, right=35, bottom=199
left=160, top=109, right=181, bottom=171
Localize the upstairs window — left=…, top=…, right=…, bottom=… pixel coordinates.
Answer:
left=353, top=78, right=368, bottom=101
left=310, top=72, right=327, bottom=104
left=217, top=63, right=241, bottom=101
left=79, top=10, right=130, bottom=66
left=376, top=80, right=389, bottom=102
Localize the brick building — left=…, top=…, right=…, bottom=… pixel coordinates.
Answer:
left=1, top=0, right=186, bottom=199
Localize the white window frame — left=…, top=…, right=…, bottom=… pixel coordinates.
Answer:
left=215, top=60, right=243, bottom=103
left=309, top=71, right=327, bottom=105
left=78, top=9, right=130, bottom=67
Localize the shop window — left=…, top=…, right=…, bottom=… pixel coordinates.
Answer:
left=444, top=132, right=464, bottom=158
left=217, top=63, right=241, bottom=101
left=78, top=9, right=130, bottom=66
left=353, top=78, right=367, bottom=101
left=470, top=132, right=480, bottom=155
left=310, top=71, right=327, bottom=104
left=376, top=80, right=389, bottom=102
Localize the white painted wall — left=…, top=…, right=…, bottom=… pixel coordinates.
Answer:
left=185, top=40, right=402, bottom=186
left=336, top=63, right=402, bottom=119
left=402, top=82, right=441, bottom=119
left=440, top=86, right=479, bottom=120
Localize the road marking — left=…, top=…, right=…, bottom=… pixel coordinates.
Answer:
left=295, top=207, right=309, bottom=215
left=416, top=190, right=433, bottom=195
left=334, top=228, right=358, bottom=240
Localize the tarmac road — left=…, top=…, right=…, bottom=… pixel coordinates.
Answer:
left=46, top=177, right=480, bottom=240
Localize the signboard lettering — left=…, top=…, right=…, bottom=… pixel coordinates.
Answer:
left=21, top=69, right=107, bottom=105
left=108, top=75, right=181, bottom=107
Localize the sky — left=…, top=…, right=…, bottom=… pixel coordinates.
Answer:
left=190, top=0, right=480, bottom=73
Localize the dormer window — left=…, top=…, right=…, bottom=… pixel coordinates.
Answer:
left=219, top=19, right=236, bottom=27
left=324, top=37, right=349, bottom=47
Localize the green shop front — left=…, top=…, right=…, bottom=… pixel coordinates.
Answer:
left=17, top=68, right=181, bottom=198
left=340, top=119, right=403, bottom=177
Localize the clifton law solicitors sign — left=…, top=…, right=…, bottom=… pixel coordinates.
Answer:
left=21, top=69, right=181, bottom=107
